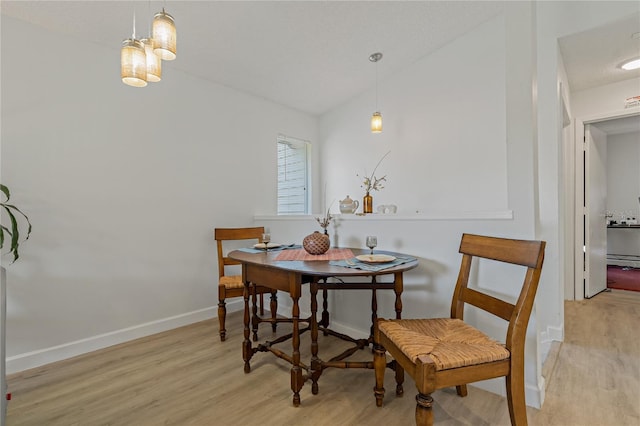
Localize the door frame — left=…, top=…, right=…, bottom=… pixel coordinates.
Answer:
left=573, top=109, right=640, bottom=300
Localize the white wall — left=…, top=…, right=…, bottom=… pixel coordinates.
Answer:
left=607, top=131, right=640, bottom=221
left=606, top=131, right=640, bottom=256
left=306, top=4, right=546, bottom=407
left=0, top=16, right=319, bottom=371
left=319, top=16, right=508, bottom=215
left=572, top=79, right=640, bottom=119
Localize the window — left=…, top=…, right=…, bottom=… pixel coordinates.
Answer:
left=277, top=135, right=310, bottom=214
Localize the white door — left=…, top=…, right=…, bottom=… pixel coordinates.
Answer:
left=584, top=124, right=608, bottom=298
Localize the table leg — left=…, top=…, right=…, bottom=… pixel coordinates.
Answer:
left=251, top=283, right=259, bottom=341
left=270, top=291, right=278, bottom=332
left=310, top=279, right=320, bottom=395
left=321, top=287, right=329, bottom=334
left=242, top=281, right=252, bottom=374
left=291, top=292, right=303, bottom=406
left=370, top=277, right=378, bottom=343
left=394, top=272, right=403, bottom=320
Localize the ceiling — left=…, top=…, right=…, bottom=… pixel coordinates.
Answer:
left=559, top=12, right=640, bottom=93
left=1, top=1, right=639, bottom=116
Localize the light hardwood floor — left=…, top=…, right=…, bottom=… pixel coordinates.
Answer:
left=7, top=289, right=640, bottom=425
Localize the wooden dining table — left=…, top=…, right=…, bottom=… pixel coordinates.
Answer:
left=228, top=247, right=418, bottom=406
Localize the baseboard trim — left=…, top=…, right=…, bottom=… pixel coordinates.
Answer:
left=7, top=306, right=218, bottom=374
left=469, top=377, right=542, bottom=409
left=540, top=324, right=564, bottom=367
left=541, top=325, right=564, bottom=343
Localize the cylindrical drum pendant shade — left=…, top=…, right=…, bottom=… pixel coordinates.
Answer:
left=121, top=38, right=147, bottom=87
left=141, top=38, right=161, bottom=82
left=152, top=9, right=176, bottom=60
left=371, top=112, right=383, bottom=133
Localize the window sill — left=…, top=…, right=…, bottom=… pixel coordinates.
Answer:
left=256, top=210, right=513, bottom=221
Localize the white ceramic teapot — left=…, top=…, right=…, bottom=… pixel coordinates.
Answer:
left=339, top=195, right=359, bottom=214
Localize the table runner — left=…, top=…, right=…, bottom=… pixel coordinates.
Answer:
left=274, top=248, right=355, bottom=261
left=236, top=244, right=301, bottom=254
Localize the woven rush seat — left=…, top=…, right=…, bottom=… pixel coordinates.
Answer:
left=378, top=318, right=510, bottom=370
left=219, top=275, right=244, bottom=289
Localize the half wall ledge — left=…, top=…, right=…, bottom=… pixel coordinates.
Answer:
left=255, top=210, right=514, bottom=222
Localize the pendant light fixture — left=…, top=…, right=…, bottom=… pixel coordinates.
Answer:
left=369, top=52, right=383, bottom=133
left=120, top=3, right=177, bottom=87
left=152, top=8, right=177, bottom=61
left=141, top=38, right=162, bottom=82
left=121, top=11, right=147, bottom=87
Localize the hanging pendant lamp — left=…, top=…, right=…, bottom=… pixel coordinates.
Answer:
left=121, top=12, right=147, bottom=87
left=371, top=112, right=382, bottom=133
left=121, top=39, right=147, bottom=87
left=369, top=52, right=383, bottom=133
left=141, top=38, right=162, bottom=82
left=152, top=8, right=176, bottom=60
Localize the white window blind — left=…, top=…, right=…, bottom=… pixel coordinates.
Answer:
left=277, top=136, right=309, bottom=215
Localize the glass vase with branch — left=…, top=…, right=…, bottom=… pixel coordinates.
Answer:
left=358, top=151, right=390, bottom=214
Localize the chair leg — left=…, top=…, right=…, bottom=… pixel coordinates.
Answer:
left=456, top=384, right=468, bottom=397
left=395, top=360, right=405, bottom=396
left=259, top=293, right=265, bottom=316
left=218, top=299, right=227, bottom=342
left=415, top=393, right=434, bottom=426
left=373, top=344, right=386, bottom=407
left=506, top=372, right=528, bottom=426
left=270, top=290, right=278, bottom=332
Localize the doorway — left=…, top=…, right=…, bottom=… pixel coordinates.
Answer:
left=574, top=112, right=640, bottom=300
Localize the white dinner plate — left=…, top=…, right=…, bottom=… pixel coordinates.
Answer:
left=253, top=242, right=282, bottom=249
left=356, top=254, right=396, bottom=264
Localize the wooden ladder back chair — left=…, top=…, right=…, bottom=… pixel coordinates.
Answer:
left=215, top=227, right=277, bottom=342
left=374, top=233, right=545, bottom=426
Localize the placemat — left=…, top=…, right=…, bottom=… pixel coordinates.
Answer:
left=274, top=248, right=355, bottom=261
left=329, top=256, right=417, bottom=272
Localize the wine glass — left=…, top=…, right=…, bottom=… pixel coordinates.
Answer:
left=366, top=236, right=377, bottom=255
left=262, top=233, right=271, bottom=251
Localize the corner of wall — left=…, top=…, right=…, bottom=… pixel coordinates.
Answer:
left=540, top=324, right=564, bottom=366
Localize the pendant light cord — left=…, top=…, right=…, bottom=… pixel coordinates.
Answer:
left=132, top=9, right=136, bottom=39
left=375, top=61, right=379, bottom=110
left=369, top=52, right=382, bottom=111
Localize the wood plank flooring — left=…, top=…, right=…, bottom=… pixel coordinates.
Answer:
left=7, top=289, right=640, bottom=425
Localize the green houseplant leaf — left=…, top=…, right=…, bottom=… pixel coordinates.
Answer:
left=0, top=184, right=32, bottom=263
